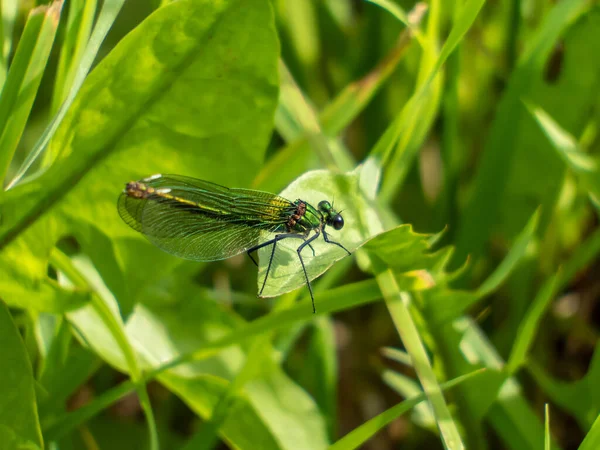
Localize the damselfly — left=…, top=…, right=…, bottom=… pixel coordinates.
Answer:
left=118, top=174, right=351, bottom=312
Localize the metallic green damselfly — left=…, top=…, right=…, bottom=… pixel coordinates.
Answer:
left=118, top=174, right=351, bottom=312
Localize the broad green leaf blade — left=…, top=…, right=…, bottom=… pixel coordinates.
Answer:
left=160, top=279, right=381, bottom=369
left=329, top=369, right=485, bottom=450
left=0, top=302, right=43, bottom=450
left=86, top=283, right=329, bottom=449
left=258, top=170, right=375, bottom=299
left=0, top=1, right=62, bottom=183
left=0, top=216, right=91, bottom=312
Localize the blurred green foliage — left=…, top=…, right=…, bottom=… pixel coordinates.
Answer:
left=0, top=0, right=598, bottom=449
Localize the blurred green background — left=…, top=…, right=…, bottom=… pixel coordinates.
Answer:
left=0, top=0, right=599, bottom=449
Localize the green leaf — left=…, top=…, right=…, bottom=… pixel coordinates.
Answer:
left=0, top=302, right=43, bottom=450
left=0, top=217, right=91, bottom=312
left=88, top=284, right=329, bottom=449
left=0, top=1, right=63, bottom=183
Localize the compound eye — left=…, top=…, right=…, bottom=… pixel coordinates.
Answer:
left=332, top=214, right=344, bottom=230
left=318, top=200, right=331, bottom=212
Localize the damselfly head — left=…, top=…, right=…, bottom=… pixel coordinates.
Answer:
left=318, top=200, right=345, bottom=230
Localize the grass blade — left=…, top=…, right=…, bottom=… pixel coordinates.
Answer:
left=0, top=0, right=18, bottom=88
left=526, top=101, right=600, bottom=202
left=6, top=0, right=126, bottom=189
left=51, top=0, right=98, bottom=113
left=329, top=369, right=485, bottom=450
left=377, top=270, right=465, bottom=449
left=0, top=2, right=63, bottom=184
left=506, top=274, right=559, bottom=374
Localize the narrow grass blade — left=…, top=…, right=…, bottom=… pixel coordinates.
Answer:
left=44, top=380, right=135, bottom=440
left=381, top=347, right=412, bottom=367
left=526, top=101, right=600, bottom=201
left=0, top=2, right=62, bottom=184
left=51, top=0, right=97, bottom=113
left=558, top=227, right=600, bottom=290
left=0, top=0, right=18, bottom=88
left=506, top=273, right=559, bottom=374
left=366, top=0, right=426, bottom=45
left=377, top=270, right=465, bottom=449
left=254, top=4, right=425, bottom=193
left=276, top=61, right=338, bottom=169
left=373, top=0, right=487, bottom=200
left=6, top=0, right=125, bottom=189
left=329, top=369, right=485, bottom=450
left=382, top=370, right=436, bottom=429
left=545, top=404, right=551, bottom=450
left=476, top=209, right=540, bottom=298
